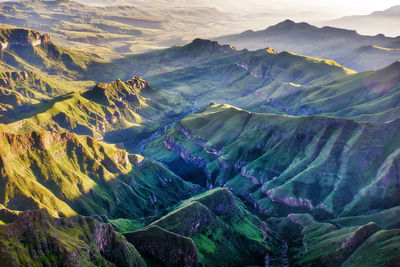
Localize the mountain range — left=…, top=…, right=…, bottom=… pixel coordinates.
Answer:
left=0, top=0, right=234, bottom=55
left=0, top=8, right=399, bottom=266
left=321, top=5, right=400, bottom=37
left=215, top=19, right=400, bottom=71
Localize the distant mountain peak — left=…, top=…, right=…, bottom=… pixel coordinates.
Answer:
left=267, top=19, right=313, bottom=31
left=279, top=19, right=296, bottom=25
left=372, top=5, right=400, bottom=16
left=188, top=38, right=236, bottom=53
left=265, top=47, right=278, bottom=54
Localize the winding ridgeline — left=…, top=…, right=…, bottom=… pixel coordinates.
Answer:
left=0, top=22, right=399, bottom=267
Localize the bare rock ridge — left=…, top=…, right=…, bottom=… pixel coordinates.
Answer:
left=84, top=77, right=149, bottom=107
left=0, top=27, right=50, bottom=51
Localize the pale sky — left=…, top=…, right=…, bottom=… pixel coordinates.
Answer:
left=206, top=0, right=400, bottom=17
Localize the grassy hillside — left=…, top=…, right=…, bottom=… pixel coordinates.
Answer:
left=92, top=38, right=355, bottom=111
left=0, top=130, right=200, bottom=219
left=1, top=77, right=188, bottom=150
left=0, top=25, right=113, bottom=79
left=152, top=103, right=400, bottom=218
left=0, top=71, right=95, bottom=122
left=125, top=225, right=201, bottom=267
left=0, top=23, right=398, bottom=266
left=248, top=60, right=400, bottom=123
left=0, top=209, right=146, bottom=266
left=270, top=213, right=400, bottom=267
left=127, top=188, right=283, bottom=266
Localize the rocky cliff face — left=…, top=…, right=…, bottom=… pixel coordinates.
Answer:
left=162, top=104, right=400, bottom=218
left=0, top=209, right=146, bottom=267
left=84, top=77, right=149, bottom=112
left=0, top=27, right=50, bottom=51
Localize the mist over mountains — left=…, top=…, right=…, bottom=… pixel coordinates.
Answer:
left=320, top=5, right=400, bottom=37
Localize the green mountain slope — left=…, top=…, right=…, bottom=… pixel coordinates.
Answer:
left=0, top=71, right=95, bottom=122
left=249, top=60, right=400, bottom=123
left=90, top=38, right=355, bottom=113
left=151, top=103, right=400, bottom=218
left=126, top=188, right=283, bottom=266
left=125, top=225, right=201, bottom=267
left=91, top=38, right=399, bottom=124
left=0, top=25, right=111, bottom=79
left=0, top=130, right=200, bottom=219
left=267, top=211, right=400, bottom=267
left=0, top=209, right=146, bottom=267
left=1, top=76, right=188, bottom=147
left=0, top=24, right=398, bottom=267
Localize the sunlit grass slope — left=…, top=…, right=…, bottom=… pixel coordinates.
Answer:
left=251, top=60, right=400, bottom=123
left=0, top=130, right=199, bottom=219
left=0, top=209, right=146, bottom=266
left=2, top=76, right=188, bottom=144
left=160, top=103, right=400, bottom=218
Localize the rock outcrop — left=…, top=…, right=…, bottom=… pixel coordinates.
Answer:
left=0, top=27, right=50, bottom=51
left=0, top=209, right=146, bottom=267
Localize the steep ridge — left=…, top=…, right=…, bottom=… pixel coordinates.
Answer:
left=93, top=38, right=398, bottom=124
left=215, top=20, right=400, bottom=71
left=0, top=209, right=146, bottom=266
left=249, top=60, right=400, bottom=123
left=0, top=71, right=94, bottom=122
left=0, top=25, right=118, bottom=79
left=154, top=103, right=400, bottom=218
left=98, top=38, right=355, bottom=109
left=128, top=188, right=283, bottom=266
left=0, top=130, right=200, bottom=219
left=125, top=225, right=201, bottom=267
left=0, top=26, right=50, bottom=48
left=2, top=77, right=188, bottom=145
left=270, top=213, right=393, bottom=266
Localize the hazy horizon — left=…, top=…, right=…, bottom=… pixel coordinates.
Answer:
left=190, top=0, right=399, bottom=17
left=73, top=0, right=399, bottom=18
